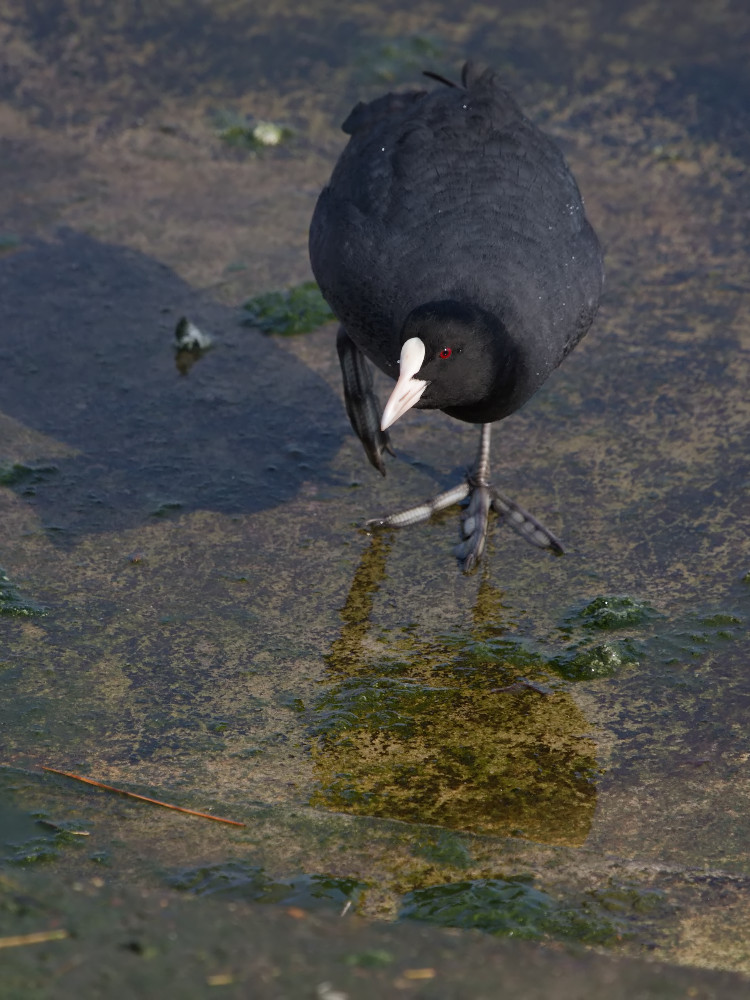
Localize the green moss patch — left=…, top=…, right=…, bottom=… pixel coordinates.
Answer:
left=0, top=461, right=58, bottom=493
left=560, top=596, right=662, bottom=633
left=241, top=281, right=334, bottom=335
left=0, top=568, right=47, bottom=618
left=1, top=806, right=91, bottom=866
left=167, top=860, right=366, bottom=911
left=399, top=877, right=659, bottom=945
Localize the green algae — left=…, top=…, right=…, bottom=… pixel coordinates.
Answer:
left=0, top=568, right=47, bottom=618
left=550, top=596, right=661, bottom=678
left=645, top=609, right=744, bottom=664
left=1, top=804, right=91, bottom=867
left=411, top=830, right=473, bottom=870
left=312, top=578, right=746, bottom=842
left=311, top=541, right=747, bottom=847
left=342, top=948, right=394, bottom=968
left=149, top=499, right=184, bottom=518
left=0, top=766, right=742, bottom=977
left=312, top=545, right=604, bottom=843
left=554, top=598, right=745, bottom=675
left=593, top=884, right=669, bottom=919
left=550, top=639, right=641, bottom=681
left=399, top=877, right=619, bottom=944
left=167, top=861, right=366, bottom=911
left=0, top=461, right=57, bottom=493
left=241, top=281, right=334, bottom=335
left=560, top=596, right=662, bottom=633
left=312, top=658, right=598, bottom=844
left=399, top=877, right=667, bottom=946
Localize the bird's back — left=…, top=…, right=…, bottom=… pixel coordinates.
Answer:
left=310, top=64, right=603, bottom=417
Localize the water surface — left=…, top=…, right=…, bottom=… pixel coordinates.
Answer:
left=1, top=0, right=750, bottom=992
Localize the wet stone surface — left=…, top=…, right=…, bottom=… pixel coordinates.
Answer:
left=1, top=0, right=750, bottom=994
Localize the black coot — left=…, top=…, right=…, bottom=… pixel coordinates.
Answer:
left=310, top=63, right=603, bottom=571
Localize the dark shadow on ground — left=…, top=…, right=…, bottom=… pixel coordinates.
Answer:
left=0, top=229, right=344, bottom=541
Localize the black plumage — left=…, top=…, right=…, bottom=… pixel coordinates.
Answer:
left=309, top=62, right=603, bottom=570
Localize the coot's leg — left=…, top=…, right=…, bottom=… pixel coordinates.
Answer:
left=367, top=422, right=564, bottom=571
left=489, top=487, right=564, bottom=555
left=454, top=422, right=494, bottom=572
left=367, top=481, right=471, bottom=529
left=337, top=327, right=394, bottom=475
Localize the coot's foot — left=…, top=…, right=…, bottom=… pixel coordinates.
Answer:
left=337, top=327, right=394, bottom=475
left=366, top=423, right=563, bottom=572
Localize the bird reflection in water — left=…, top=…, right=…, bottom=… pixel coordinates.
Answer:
left=311, top=534, right=598, bottom=847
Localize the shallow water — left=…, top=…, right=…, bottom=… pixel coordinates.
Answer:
left=1, top=0, right=750, bottom=993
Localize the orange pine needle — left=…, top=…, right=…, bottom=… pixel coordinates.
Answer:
left=0, top=929, right=69, bottom=949
left=41, top=767, right=245, bottom=827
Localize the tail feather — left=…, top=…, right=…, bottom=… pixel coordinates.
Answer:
left=421, top=69, right=459, bottom=89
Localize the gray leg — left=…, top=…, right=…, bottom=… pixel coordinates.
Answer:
left=455, top=423, right=493, bottom=572
left=366, top=481, right=470, bottom=529
left=366, top=421, right=564, bottom=571
left=490, top=488, right=564, bottom=555
left=337, top=327, right=393, bottom=475
left=366, top=425, right=492, bottom=572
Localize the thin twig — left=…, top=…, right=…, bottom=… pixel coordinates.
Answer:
left=0, top=929, right=68, bottom=949
left=41, top=767, right=246, bottom=828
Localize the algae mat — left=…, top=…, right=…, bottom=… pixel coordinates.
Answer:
left=1, top=0, right=750, bottom=994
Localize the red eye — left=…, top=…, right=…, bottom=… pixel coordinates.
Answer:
left=439, top=347, right=452, bottom=359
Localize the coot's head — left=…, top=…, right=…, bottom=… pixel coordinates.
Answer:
left=381, top=300, right=516, bottom=429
